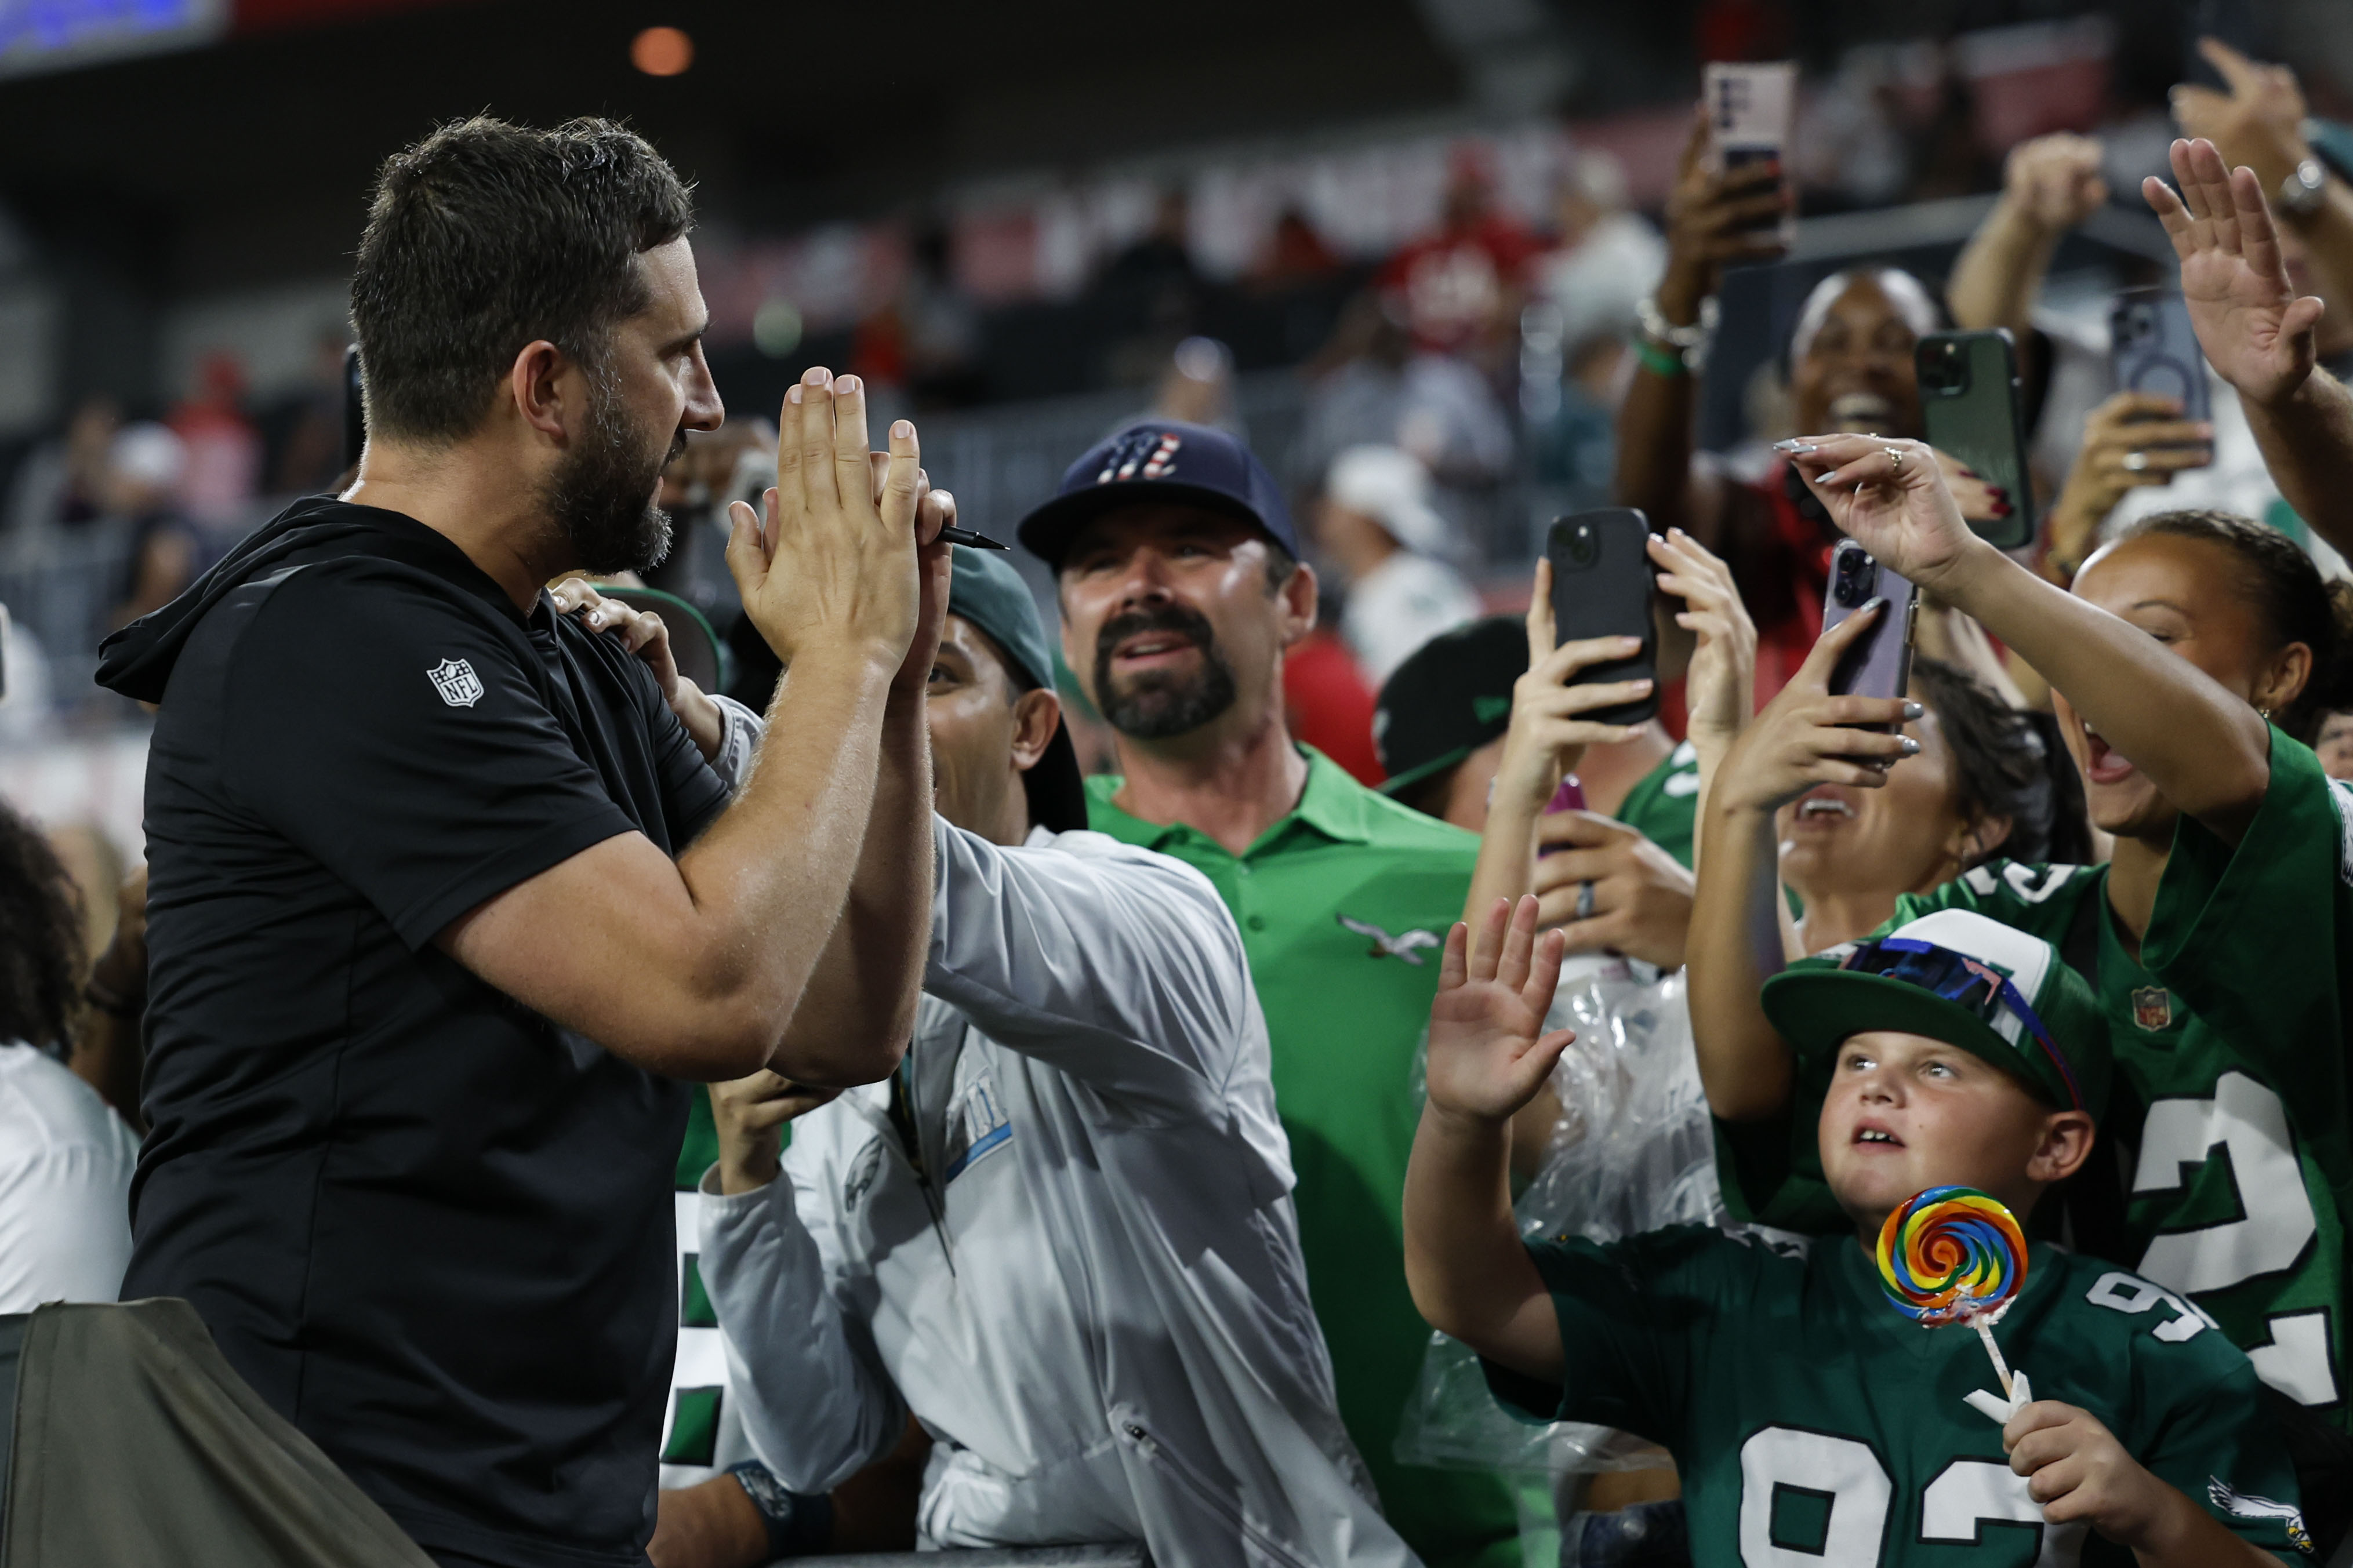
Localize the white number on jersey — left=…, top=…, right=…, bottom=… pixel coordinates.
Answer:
left=1920, top=1458, right=2085, bottom=1566
left=2085, top=1271, right=2217, bottom=1342
left=2129, top=1072, right=2339, bottom=1405
left=1738, top=1428, right=1890, bottom=1565
left=1960, top=863, right=2076, bottom=905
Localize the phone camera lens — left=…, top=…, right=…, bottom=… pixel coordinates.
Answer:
left=1568, top=527, right=1598, bottom=567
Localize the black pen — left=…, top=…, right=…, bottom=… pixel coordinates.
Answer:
left=936, top=525, right=1010, bottom=551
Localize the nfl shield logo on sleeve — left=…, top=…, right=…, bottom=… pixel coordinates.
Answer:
left=427, top=657, right=484, bottom=708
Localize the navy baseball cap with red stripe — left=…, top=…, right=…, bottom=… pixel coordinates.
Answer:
left=1016, top=420, right=1299, bottom=569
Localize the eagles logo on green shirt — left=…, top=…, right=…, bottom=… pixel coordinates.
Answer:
left=1489, top=1227, right=2309, bottom=1565
left=1087, top=748, right=1517, bottom=1568
left=1721, top=730, right=2353, bottom=1431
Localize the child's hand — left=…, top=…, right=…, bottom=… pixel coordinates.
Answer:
left=1426, top=895, right=1577, bottom=1125
left=2003, top=1400, right=2173, bottom=1544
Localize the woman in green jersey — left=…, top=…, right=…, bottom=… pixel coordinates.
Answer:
left=1687, top=427, right=2353, bottom=1440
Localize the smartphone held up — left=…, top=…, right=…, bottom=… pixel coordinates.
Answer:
left=1915, top=330, right=2038, bottom=552
left=1821, top=539, right=1919, bottom=727
left=1703, top=60, right=1797, bottom=248
left=1545, top=508, right=1660, bottom=729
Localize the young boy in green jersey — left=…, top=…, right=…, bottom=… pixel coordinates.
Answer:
left=1404, top=894, right=2311, bottom=1566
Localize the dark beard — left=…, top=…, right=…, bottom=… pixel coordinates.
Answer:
left=541, top=372, right=685, bottom=575
left=1092, top=602, right=1238, bottom=740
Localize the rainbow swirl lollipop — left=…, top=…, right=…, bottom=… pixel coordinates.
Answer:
left=1875, top=1185, right=2027, bottom=1327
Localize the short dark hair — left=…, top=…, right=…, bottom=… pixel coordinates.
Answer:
left=350, top=117, right=694, bottom=443
left=0, top=804, right=85, bottom=1052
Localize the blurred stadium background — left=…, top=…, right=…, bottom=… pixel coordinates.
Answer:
left=7, top=0, right=2353, bottom=945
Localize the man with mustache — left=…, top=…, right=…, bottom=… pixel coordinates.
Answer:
left=1020, top=421, right=1513, bottom=1567
left=95, top=118, right=939, bottom=1568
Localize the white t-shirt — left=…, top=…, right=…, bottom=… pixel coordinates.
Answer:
left=0, top=1042, right=139, bottom=1311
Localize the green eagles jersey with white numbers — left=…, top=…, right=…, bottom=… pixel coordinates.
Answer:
left=1717, top=730, right=2353, bottom=1429
left=1490, top=1227, right=2310, bottom=1566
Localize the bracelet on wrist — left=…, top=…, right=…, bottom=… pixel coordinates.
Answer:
left=1633, top=337, right=1690, bottom=379
left=1635, top=293, right=1719, bottom=370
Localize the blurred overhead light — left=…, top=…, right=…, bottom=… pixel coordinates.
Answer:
left=630, top=25, right=691, bottom=76
left=753, top=300, right=803, bottom=359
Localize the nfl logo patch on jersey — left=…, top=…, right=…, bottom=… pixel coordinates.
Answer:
left=427, top=657, right=484, bottom=708
left=2131, top=985, right=2173, bottom=1032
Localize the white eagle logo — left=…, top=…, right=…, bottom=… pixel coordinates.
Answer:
left=1337, top=914, right=1443, bottom=965
left=427, top=657, right=484, bottom=708
left=2208, top=1477, right=2312, bottom=1554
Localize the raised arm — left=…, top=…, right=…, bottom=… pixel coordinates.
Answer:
left=442, top=372, right=932, bottom=1085
left=1461, top=556, right=1652, bottom=955
left=1403, top=896, right=1576, bottom=1380
left=1686, top=615, right=1913, bottom=1120
left=2148, top=136, right=2353, bottom=560
left=1782, top=431, right=2273, bottom=841
left=1613, top=107, right=1788, bottom=547
left=1946, top=133, right=2106, bottom=344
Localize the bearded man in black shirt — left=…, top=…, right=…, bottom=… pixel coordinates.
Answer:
left=95, top=118, right=945, bottom=1568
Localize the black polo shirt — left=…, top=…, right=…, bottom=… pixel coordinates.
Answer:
left=110, top=499, right=728, bottom=1567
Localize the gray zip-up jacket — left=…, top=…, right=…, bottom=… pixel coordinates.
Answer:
left=699, top=816, right=1417, bottom=1566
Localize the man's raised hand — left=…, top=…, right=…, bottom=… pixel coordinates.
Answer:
left=726, top=367, right=930, bottom=671
left=2145, top=136, right=2325, bottom=410
left=1426, top=896, right=1577, bottom=1125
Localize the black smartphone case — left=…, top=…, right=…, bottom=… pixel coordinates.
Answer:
left=1917, top=329, right=2038, bottom=552
left=1822, top=540, right=1920, bottom=721
left=1545, top=508, right=1660, bottom=727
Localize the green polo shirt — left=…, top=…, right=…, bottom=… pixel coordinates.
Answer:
left=1088, top=748, right=1516, bottom=1568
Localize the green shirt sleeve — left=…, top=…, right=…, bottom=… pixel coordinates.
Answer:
left=1480, top=1225, right=1736, bottom=1452
left=2140, top=727, right=2353, bottom=1115
left=2126, top=1345, right=2314, bottom=1562
left=1614, top=742, right=1700, bottom=870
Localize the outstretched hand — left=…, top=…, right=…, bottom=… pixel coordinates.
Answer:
left=1776, top=435, right=1986, bottom=595
left=1426, top=896, right=1578, bottom=1125
left=2144, top=136, right=2325, bottom=410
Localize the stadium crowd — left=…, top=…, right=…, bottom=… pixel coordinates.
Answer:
left=10, top=32, right=2353, bottom=1568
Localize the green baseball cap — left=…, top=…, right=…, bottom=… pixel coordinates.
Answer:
left=1762, top=908, right=2110, bottom=1122
left=947, top=546, right=1091, bottom=835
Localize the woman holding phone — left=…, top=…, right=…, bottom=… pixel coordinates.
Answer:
left=1686, top=428, right=2353, bottom=1438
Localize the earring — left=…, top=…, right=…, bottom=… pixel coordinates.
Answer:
left=2259, top=706, right=2274, bottom=721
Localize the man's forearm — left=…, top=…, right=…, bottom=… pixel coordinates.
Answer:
left=764, top=687, right=931, bottom=1083
left=2245, top=365, right=2353, bottom=559
left=1687, top=800, right=1796, bottom=1121
left=670, top=650, right=904, bottom=1080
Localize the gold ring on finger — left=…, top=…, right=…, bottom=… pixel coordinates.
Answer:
left=1883, top=446, right=1906, bottom=472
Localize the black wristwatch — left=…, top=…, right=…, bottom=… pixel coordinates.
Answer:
left=727, top=1460, right=833, bottom=1558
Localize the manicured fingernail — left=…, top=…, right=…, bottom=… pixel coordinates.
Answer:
left=1899, top=737, right=1921, bottom=755
left=892, top=420, right=914, bottom=439
left=1620, top=636, right=1643, bottom=648
left=786, top=386, right=803, bottom=404
left=1633, top=679, right=1654, bottom=692
left=1987, top=485, right=2009, bottom=499
left=1864, top=596, right=1887, bottom=614
left=1772, top=439, right=1818, bottom=454
left=1992, top=501, right=2014, bottom=518
left=804, top=366, right=831, bottom=384
left=1903, top=700, right=1924, bottom=719
left=836, top=374, right=859, bottom=394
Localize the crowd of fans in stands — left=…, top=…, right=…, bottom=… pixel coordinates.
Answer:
left=12, top=32, right=2353, bottom=1568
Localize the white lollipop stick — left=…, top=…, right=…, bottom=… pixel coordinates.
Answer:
left=1972, top=1316, right=2013, bottom=1400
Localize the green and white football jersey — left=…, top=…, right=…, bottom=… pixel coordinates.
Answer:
left=1719, top=730, right=2353, bottom=1429
left=1490, top=1227, right=2309, bottom=1565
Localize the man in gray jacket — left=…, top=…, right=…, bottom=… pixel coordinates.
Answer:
left=696, top=545, right=1415, bottom=1566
